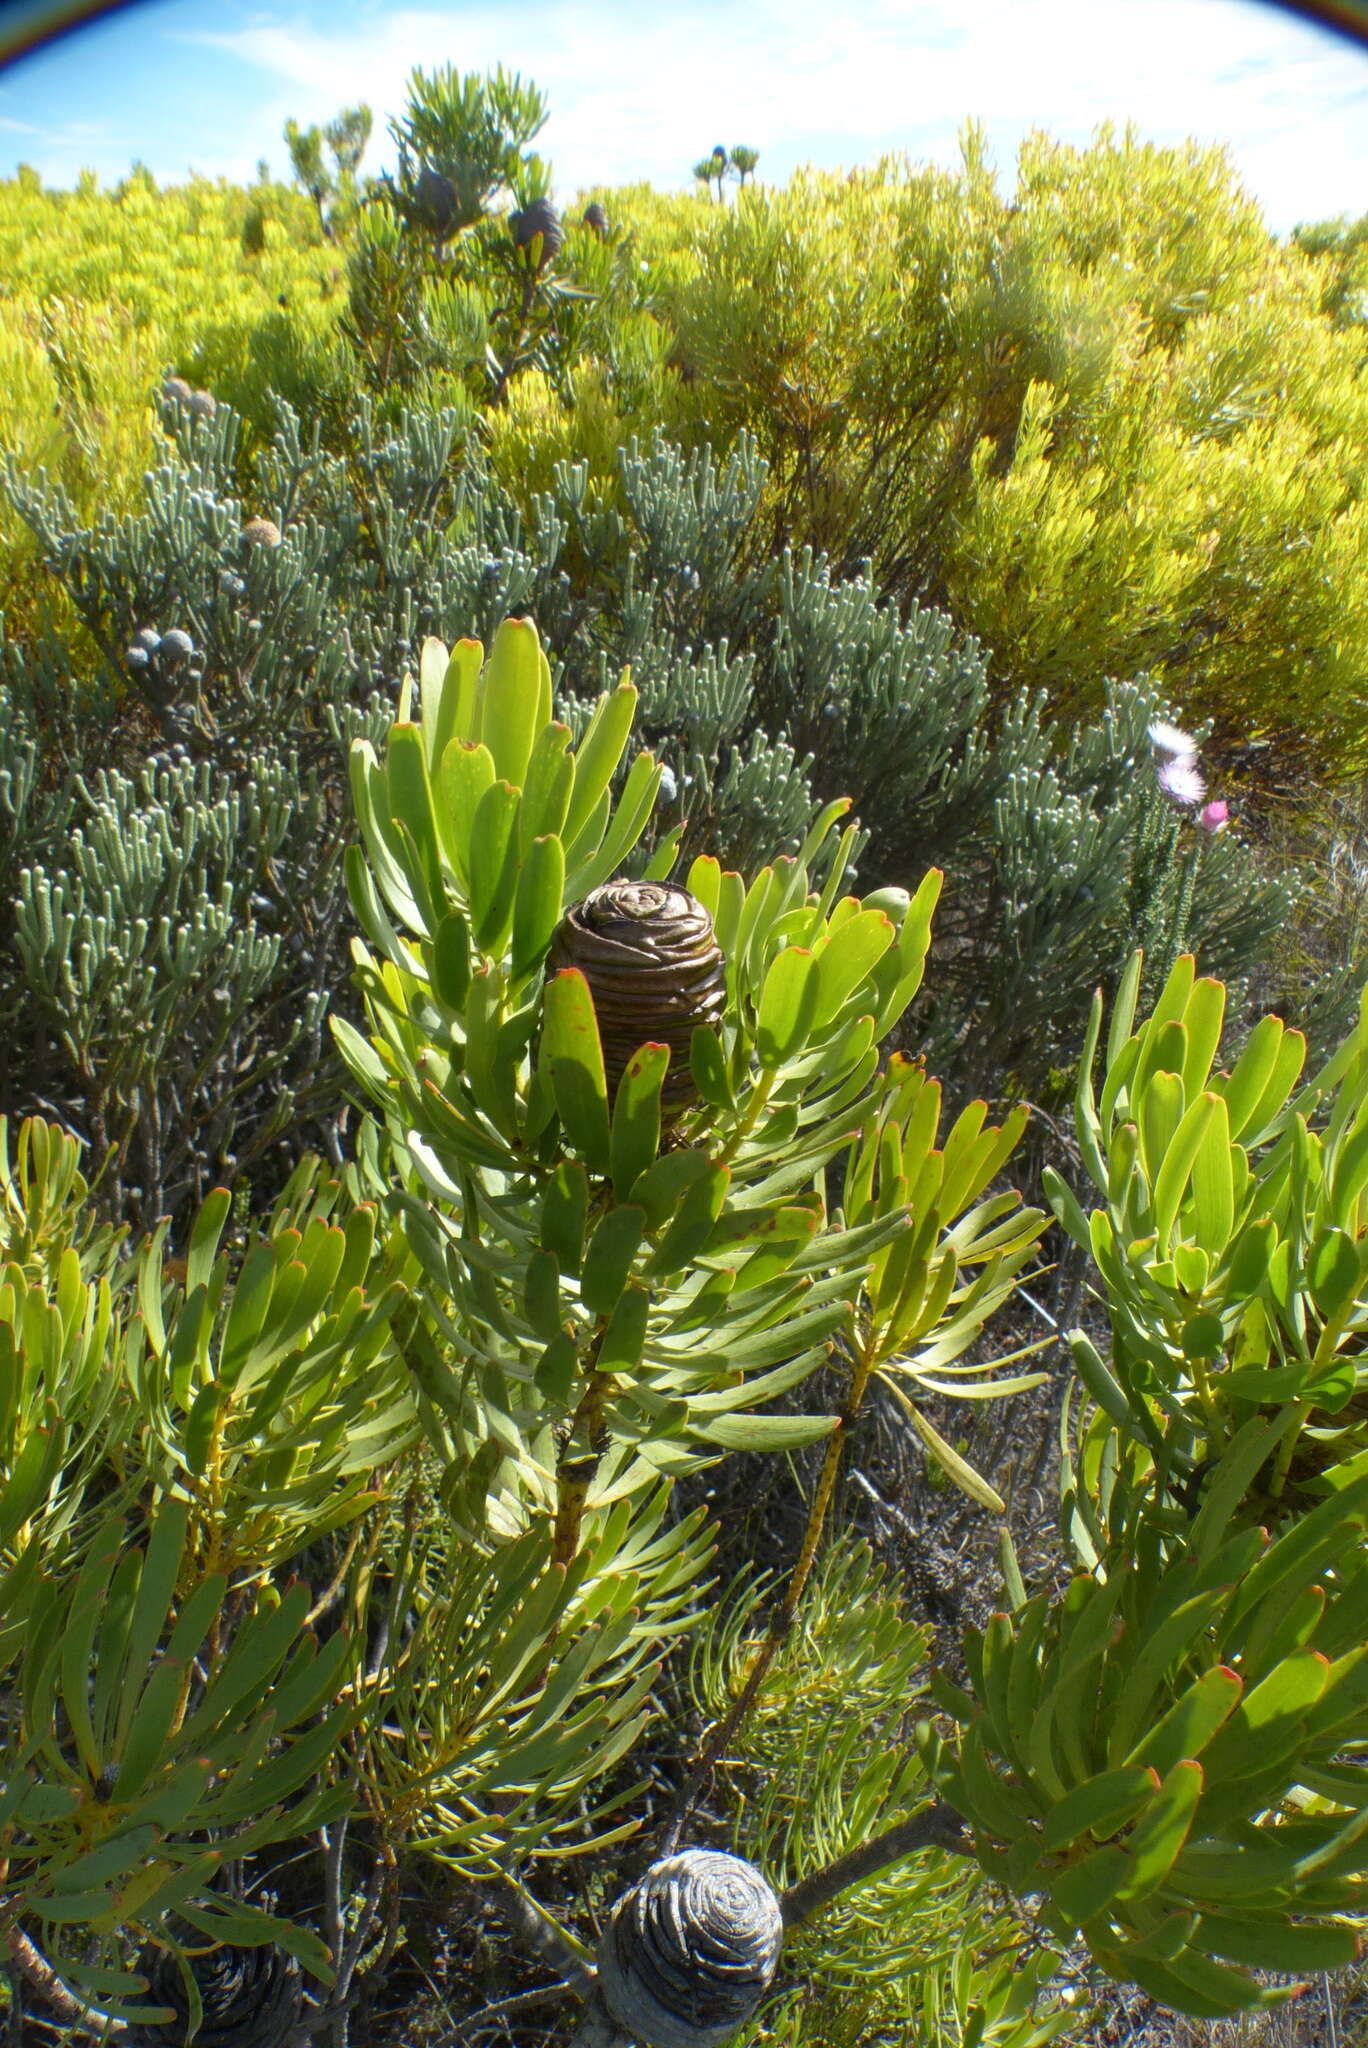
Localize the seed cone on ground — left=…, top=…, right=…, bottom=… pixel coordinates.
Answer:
left=549, top=881, right=726, bottom=1113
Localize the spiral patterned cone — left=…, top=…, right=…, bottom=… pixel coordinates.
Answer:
left=510, top=196, right=564, bottom=268
left=128, top=1941, right=303, bottom=2048
left=596, top=1850, right=784, bottom=2048
left=549, top=883, right=726, bottom=1114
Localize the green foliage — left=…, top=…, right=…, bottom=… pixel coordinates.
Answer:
left=284, top=102, right=372, bottom=240
left=1049, top=952, right=1368, bottom=1521
left=484, top=427, right=1290, bottom=1096
left=692, top=1543, right=1084, bottom=2047
left=579, top=128, right=1368, bottom=776
left=338, top=616, right=1043, bottom=1528
left=917, top=961, right=1368, bottom=2020
left=0, top=169, right=341, bottom=612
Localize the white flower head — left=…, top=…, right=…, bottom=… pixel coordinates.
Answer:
left=1148, top=719, right=1198, bottom=762
left=1157, top=755, right=1206, bottom=808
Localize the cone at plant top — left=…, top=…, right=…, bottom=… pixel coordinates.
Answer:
left=549, top=881, right=726, bottom=1113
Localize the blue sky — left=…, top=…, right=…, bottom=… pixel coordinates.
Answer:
left=0, top=0, right=1365, bottom=232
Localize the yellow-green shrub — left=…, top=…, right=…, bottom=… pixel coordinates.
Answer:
left=0, top=169, right=344, bottom=621
left=569, top=129, right=1368, bottom=776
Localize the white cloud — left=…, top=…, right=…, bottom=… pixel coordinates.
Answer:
left=161, top=0, right=1368, bottom=226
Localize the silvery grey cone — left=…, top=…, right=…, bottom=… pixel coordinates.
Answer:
left=595, top=1850, right=784, bottom=2048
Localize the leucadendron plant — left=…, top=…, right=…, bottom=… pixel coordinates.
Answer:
left=336, top=616, right=1046, bottom=1559
left=333, top=616, right=1053, bottom=2040
left=917, top=958, right=1368, bottom=2025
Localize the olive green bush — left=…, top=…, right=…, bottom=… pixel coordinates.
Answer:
left=497, top=126, right=1368, bottom=778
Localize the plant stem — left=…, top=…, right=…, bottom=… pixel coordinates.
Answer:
left=779, top=1802, right=973, bottom=1928
left=2, top=1924, right=126, bottom=2038
left=661, top=1333, right=878, bottom=1851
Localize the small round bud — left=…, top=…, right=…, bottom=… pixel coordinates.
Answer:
left=185, top=388, right=217, bottom=420
left=125, top=645, right=149, bottom=669
left=158, top=629, right=195, bottom=666
left=241, top=516, right=282, bottom=549
left=582, top=200, right=610, bottom=238
left=658, top=765, right=679, bottom=805
left=161, top=375, right=192, bottom=407
left=131, top=627, right=162, bottom=654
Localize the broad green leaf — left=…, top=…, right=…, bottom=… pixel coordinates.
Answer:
left=1123, top=1664, right=1242, bottom=1778
left=541, top=971, right=611, bottom=1176
left=1189, top=1094, right=1234, bottom=1255
left=1153, top=1093, right=1220, bottom=1248
left=581, top=1206, right=646, bottom=1317
left=524, top=1249, right=562, bottom=1343
left=645, top=1162, right=730, bottom=1276
left=1181, top=979, right=1227, bottom=1099
left=1039, top=1766, right=1158, bottom=1854
left=385, top=722, right=445, bottom=918
left=444, top=638, right=485, bottom=746
left=1115, top=1760, right=1202, bottom=1901
left=535, top=1331, right=579, bottom=1405
left=541, top=1163, right=590, bottom=1275
left=689, top=1027, right=734, bottom=1110
left=599, top=1283, right=649, bottom=1373
left=630, top=1147, right=715, bottom=1230
left=511, top=835, right=566, bottom=980
left=428, top=911, right=472, bottom=1012
left=437, top=739, right=495, bottom=887
left=611, top=1044, right=669, bottom=1203
left=811, top=909, right=895, bottom=1030
left=477, top=617, right=545, bottom=788
left=757, top=947, right=819, bottom=1068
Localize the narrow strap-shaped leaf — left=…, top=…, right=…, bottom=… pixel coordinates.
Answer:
left=519, top=723, right=574, bottom=853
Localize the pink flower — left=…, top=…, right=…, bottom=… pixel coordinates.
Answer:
left=1157, top=755, right=1206, bottom=809
left=1197, top=799, right=1229, bottom=834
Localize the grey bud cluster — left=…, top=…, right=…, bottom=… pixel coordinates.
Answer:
left=125, top=625, right=199, bottom=685
left=161, top=374, right=217, bottom=420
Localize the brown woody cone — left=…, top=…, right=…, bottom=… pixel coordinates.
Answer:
left=549, top=882, right=726, bottom=1113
